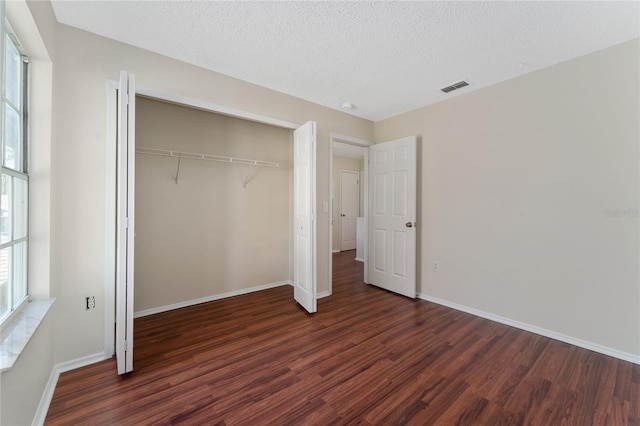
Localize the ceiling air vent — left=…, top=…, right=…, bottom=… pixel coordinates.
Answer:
left=441, top=80, right=469, bottom=93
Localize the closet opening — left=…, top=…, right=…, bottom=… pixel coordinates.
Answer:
left=104, top=79, right=316, bottom=366
left=133, top=95, right=295, bottom=319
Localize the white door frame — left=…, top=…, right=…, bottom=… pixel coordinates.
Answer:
left=104, top=82, right=301, bottom=357
left=328, top=133, right=372, bottom=297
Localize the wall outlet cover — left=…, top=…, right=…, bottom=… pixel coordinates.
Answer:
left=86, top=296, right=96, bottom=310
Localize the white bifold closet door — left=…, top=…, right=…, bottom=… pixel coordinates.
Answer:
left=293, top=121, right=317, bottom=313
left=367, top=136, right=417, bottom=298
left=116, top=71, right=136, bottom=374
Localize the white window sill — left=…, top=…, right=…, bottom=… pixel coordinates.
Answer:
left=0, top=298, right=55, bottom=372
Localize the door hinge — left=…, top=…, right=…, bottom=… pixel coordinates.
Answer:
left=123, top=340, right=129, bottom=352
left=124, top=217, right=129, bottom=228
left=123, top=94, right=129, bottom=105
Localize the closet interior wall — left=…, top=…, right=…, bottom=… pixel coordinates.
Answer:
left=135, top=96, right=292, bottom=314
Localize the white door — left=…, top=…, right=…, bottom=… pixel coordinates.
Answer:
left=340, top=170, right=359, bottom=251
left=367, top=136, right=417, bottom=298
left=116, top=71, right=135, bottom=374
left=293, top=121, right=317, bottom=313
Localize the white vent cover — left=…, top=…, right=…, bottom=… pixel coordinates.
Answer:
left=441, top=80, right=469, bottom=93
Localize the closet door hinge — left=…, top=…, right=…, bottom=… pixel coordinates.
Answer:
left=124, top=340, right=129, bottom=352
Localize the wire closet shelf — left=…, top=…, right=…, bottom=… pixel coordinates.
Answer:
left=135, top=147, right=279, bottom=168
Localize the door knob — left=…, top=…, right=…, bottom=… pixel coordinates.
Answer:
left=341, top=214, right=346, bottom=217
left=406, top=222, right=413, bottom=228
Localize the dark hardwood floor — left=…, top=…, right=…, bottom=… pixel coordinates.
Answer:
left=46, top=250, right=639, bottom=425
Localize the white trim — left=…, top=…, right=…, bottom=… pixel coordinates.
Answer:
left=328, top=133, right=372, bottom=295
left=33, top=365, right=57, bottom=426
left=354, top=257, right=365, bottom=262
left=317, top=290, right=331, bottom=299
left=136, top=86, right=300, bottom=130
left=33, top=352, right=108, bottom=426
left=329, top=133, right=372, bottom=147
left=134, top=281, right=292, bottom=318
left=56, top=352, right=108, bottom=374
left=104, top=80, right=117, bottom=358
left=418, top=293, right=640, bottom=365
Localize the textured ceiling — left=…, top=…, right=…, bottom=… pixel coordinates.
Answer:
left=50, top=1, right=639, bottom=121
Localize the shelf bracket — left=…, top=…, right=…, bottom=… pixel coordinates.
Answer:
left=243, top=162, right=255, bottom=188
left=175, top=156, right=182, bottom=185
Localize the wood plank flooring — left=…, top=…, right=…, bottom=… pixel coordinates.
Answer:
left=46, top=251, right=639, bottom=425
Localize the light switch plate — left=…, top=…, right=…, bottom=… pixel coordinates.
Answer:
left=322, top=202, right=329, bottom=213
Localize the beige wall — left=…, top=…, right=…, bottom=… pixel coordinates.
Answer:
left=0, top=1, right=56, bottom=424
left=0, top=313, right=54, bottom=425
left=375, top=39, right=640, bottom=357
left=135, top=97, right=292, bottom=312
left=332, top=156, right=364, bottom=252
left=50, top=23, right=372, bottom=363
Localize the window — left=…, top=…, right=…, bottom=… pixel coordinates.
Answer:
left=0, top=22, right=29, bottom=324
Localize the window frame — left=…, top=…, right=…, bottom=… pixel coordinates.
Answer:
left=0, top=19, right=30, bottom=327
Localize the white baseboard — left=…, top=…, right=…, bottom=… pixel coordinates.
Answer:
left=354, top=257, right=364, bottom=262
left=33, top=367, right=58, bottom=426
left=417, top=293, right=640, bottom=365
left=33, top=352, right=108, bottom=426
left=134, top=281, right=292, bottom=318
left=56, top=352, right=109, bottom=374
left=317, top=291, right=331, bottom=299
left=332, top=249, right=340, bottom=253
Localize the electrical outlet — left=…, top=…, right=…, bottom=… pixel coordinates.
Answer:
left=432, top=261, right=440, bottom=272
left=86, top=296, right=96, bottom=310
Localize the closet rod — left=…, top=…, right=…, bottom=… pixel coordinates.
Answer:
left=135, top=147, right=279, bottom=168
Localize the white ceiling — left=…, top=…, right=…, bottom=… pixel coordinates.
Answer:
left=50, top=1, right=639, bottom=121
